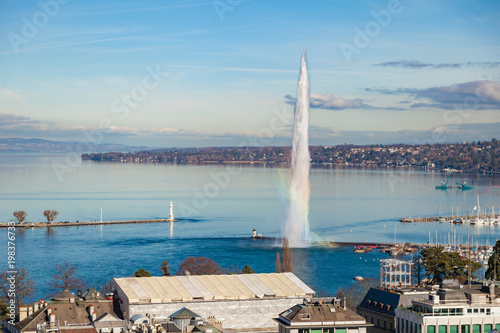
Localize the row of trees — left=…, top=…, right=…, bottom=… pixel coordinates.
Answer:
left=134, top=258, right=256, bottom=277
left=12, top=210, right=59, bottom=223
left=134, top=238, right=295, bottom=278
left=82, top=139, right=500, bottom=172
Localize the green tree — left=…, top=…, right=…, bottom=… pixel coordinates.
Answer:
left=241, top=265, right=256, bottom=274
left=485, top=240, right=500, bottom=281
left=421, top=247, right=481, bottom=284
left=134, top=268, right=152, bottom=277
left=412, top=253, right=425, bottom=286
left=160, top=261, right=171, bottom=276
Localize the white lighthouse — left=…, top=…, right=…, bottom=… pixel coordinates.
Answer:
left=168, top=201, right=174, bottom=221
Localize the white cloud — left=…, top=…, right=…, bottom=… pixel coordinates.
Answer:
left=0, top=88, right=24, bottom=102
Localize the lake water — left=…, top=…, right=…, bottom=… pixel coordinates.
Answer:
left=1, top=153, right=499, bottom=300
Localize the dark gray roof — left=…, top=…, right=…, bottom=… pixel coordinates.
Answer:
left=358, top=288, right=429, bottom=316
left=170, top=307, right=200, bottom=319
left=161, top=322, right=182, bottom=333
left=83, top=288, right=104, bottom=301
left=52, top=289, right=77, bottom=302
left=278, top=304, right=370, bottom=327
left=437, top=289, right=468, bottom=302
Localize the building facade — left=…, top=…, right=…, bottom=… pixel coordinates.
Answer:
left=357, top=288, right=430, bottom=332
left=395, top=286, right=500, bottom=333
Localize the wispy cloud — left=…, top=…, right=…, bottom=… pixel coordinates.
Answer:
left=0, top=88, right=24, bottom=102
left=374, top=60, right=500, bottom=69
left=59, top=2, right=214, bottom=18
left=284, top=93, right=369, bottom=110
left=366, top=81, right=500, bottom=110
left=168, top=65, right=295, bottom=73
left=284, top=93, right=405, bottom=111
left=0, top=113, right=54, bottom=131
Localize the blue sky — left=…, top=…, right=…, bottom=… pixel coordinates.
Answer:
left=1, top=0, right=499, bottom=147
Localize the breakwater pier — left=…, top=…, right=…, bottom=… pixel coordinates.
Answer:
left=400, top=215, right=496, bottom=223
left=0, top=218, right=178, bottom=229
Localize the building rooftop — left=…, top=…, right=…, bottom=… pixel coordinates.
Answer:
left=111, top=273, right=315, bottom=303
left=15, top=300, right=123, bottom=332
left=52, top=290, right=77, bottom=302
left=276, top=299, right=371, bottom=328
left=358, top=288, right=430, bottom=317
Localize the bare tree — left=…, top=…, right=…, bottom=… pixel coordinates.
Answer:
left=13, top=211, right=27, bottom=224
left=335, top=278, right=378, bottom=310
left=43, top=210, right=58, bottom=223
left=276, top=237, right=294, bottom=273
left=49, top=262, right=86, bottom=293
left=177, top=257, right=222, bottom=275
left=282, top=237, right=293, bottom=272
left=160, top=260, right=171, bottom=276
left=0, top=268, right=35, bottom=314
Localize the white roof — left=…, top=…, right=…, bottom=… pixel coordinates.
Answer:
left=114, top=273, right=314, bottom=304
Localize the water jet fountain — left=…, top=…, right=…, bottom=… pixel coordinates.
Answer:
left=283, top=50, right=311, bottom=248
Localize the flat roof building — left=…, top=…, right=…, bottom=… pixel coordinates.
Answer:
left=103, top=273, right=315, bottom=331
left=395, top=284, right=500, bottom=333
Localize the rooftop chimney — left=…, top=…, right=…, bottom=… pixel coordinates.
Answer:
left=19, top=306, right=28, bottom=322
left=88, top=304, right=95, bottom=316
left=49, top=314, right=56, bottom=327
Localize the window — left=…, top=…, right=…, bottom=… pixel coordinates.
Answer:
left=450, top=325, right=458, bottom=333
left=323, top=329, right=334, bottom=333
left=335, top=328, right=347, bottom=333
left=480, top=309, right=485, bottom=313
left=439, top=325, right=447, bottom=333
left=483, top=324, right=492, bottom=333
left=462, top=325, right=470, bottom=333
left=496, top=325, right=500, bottom=331
left=467, top=309, right=472, bottom=314
left=474, top=309, right=479, bottom=314
left=428, top=325, right=436, bottom=333
left=299, top=329, right=309, bottom=333
left=486, top=309, right=491, bottom=315
left=311, top=329, right=321, bottom=333
left=472, top=324, right=481, bottom=333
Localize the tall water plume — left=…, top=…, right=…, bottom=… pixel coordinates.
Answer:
left=283, top=50, right=311, bottom=247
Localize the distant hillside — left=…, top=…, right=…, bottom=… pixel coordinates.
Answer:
left=0, top=138, right=147, bottom=153
left=81, top=138, right=500, bottom=173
